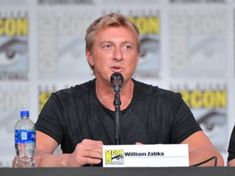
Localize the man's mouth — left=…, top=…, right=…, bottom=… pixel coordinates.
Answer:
left=111, top=66, right=122, bottom=72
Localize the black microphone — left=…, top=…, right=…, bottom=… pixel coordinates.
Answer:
left=110, top=72, right=124, bottom=145
left=110, top=72, right=124, bottom=93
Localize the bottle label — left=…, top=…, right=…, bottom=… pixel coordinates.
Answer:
left=15, top=130, right=36, bottom=144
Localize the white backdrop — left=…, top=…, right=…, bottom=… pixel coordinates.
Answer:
left=0, top=0, right=234, bottom=166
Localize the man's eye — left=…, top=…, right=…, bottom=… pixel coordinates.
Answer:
left=123, top=44, right=132, bottom=50
left=102, top=44, right=112, bottom=48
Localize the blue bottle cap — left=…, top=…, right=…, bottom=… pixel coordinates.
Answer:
left=20, top=111, right=29, bottom=118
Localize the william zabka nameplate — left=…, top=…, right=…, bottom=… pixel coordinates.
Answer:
left=103, top=144, right=189, bottom=167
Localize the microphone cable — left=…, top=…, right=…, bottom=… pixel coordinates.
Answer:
left=191, top=156, right=217, bottom=167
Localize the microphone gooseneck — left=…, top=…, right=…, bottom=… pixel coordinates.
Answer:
left=110, top=72, right=124, bottom=145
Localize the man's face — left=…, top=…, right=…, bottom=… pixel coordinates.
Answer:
left=86, top=26, right=139, bottom=84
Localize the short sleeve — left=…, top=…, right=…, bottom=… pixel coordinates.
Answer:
left=171, top=97, right=202, bottom=143
left=35, top=93, right=63, bottom=145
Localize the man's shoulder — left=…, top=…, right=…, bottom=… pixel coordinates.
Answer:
left=134, top=80, right=182, bottom=101
left=52, top=79, right=95, bottom=100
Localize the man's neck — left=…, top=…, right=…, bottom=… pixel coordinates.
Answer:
left=95, top=78, right=134, bottom=111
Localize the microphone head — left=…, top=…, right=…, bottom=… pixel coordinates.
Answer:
left=110, top=72, right=124, bottom=92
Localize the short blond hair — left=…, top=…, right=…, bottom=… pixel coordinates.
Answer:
left=85, top=13, right=140, bottom=71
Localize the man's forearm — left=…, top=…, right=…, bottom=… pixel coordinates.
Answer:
left=228, top=158, right=235, bottom=166
left=35, top=151, right=71, bottom=167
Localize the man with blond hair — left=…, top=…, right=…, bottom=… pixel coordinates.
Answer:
left=35, top=13, right=224, bottom=167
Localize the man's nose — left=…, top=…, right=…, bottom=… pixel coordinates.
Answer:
left=113, top=47, right=123, bottom=61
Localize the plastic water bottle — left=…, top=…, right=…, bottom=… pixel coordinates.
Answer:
left=13, top=110, right=36, bottom=167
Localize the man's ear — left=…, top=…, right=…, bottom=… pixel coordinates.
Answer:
left=86, top=50, right=95, bottom=66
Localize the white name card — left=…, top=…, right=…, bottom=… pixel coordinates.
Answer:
left=103, top=144, right=189, bottom=167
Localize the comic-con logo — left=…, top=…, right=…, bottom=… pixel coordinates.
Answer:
left=105, top=149, right=124, bottom=165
